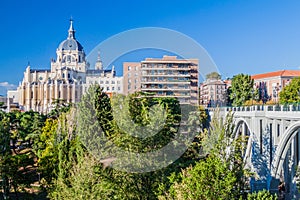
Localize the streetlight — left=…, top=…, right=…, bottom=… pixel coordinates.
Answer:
left=298, top=90, right=300, bottom=111
left=251, top=88, right=254, bottom=106
left=272, top=84, right=281, bottom=104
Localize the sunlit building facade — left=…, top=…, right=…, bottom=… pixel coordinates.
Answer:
left=123, top=56, right=199, bottom=105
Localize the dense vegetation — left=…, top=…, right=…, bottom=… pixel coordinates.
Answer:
left=279, top=77, right=300, bottom=104
left=0, top=84, right=277, bottom=199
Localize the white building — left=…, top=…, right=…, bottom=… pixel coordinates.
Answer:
left=200, top=78, right=228, bottom=107
left=12, top=20, right=123, bottom=113
left=83, top=53, right=123, bottom=96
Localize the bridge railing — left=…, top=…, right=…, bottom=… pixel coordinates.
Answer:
left=206, top=103, right=300, bottom=112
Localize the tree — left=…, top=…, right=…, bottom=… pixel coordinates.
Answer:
left=230, top=74, right=254, bottom=106
left=49, top=154, right=116, bottom=200
left=0, top=114, right=11, bottom=199
left=159, top=155, right=237, bottom=200
left=73, top=85, right=207, bottom=199
left=159, top=112, right=250, bottom=199
left=247, top=190, right=277, bottom=200
left=205, top=72, right=221, bottom=80
left=279, top=77, right=300, bottom=104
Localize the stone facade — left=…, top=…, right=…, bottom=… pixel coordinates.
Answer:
left=15, top=20, right=123, bottom=113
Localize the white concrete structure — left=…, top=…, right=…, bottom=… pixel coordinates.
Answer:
left=211, top=105, right=300, bottom=197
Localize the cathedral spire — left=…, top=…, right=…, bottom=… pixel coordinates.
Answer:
left=95, top=50, right=103, bottom=70
left=68, top=18, right=75, bottom=39
left=97, top=50, right=101, bottom=62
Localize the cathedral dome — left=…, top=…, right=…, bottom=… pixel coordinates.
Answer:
left=57, top=19, right=83, bottom=51
left=58, top=38, right=83, bottom=51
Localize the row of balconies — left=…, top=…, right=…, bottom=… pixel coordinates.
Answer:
left=141, top=87, right=191, bottom=91
left=141, top=64, right=190, bottom=69
left=142, top=67, right=191, bottom=71
left=141, top=79, right=190, bottom=83
left=142, top=73, right=190, bottom=77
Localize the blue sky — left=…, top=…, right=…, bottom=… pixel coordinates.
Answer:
left=1, top=0, right=300, bottom=94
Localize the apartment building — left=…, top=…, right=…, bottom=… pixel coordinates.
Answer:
left=123, top=56, right=199, bottom=105
left=252, top=70, right=300, bottom=102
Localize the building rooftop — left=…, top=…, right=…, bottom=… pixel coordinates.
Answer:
left=252, top=70, right=300, bottom=79
left=30, top=69, right=51, bottom=73
left=141, top=56, right=198, bottom=64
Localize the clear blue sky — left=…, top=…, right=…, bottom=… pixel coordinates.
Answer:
left=1, top=0, right=300, bottom=94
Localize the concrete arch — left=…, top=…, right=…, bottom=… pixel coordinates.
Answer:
left=272, top=121, right=300, bottom=179
left=233, top=118, right=253, bottom=164
left=233, top=118, right=251, bottom=139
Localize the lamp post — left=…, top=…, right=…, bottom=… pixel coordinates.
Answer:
left=251, top=89, right=254, bottom=106
left=298, top=90, right=300, bottom=110
left=273, top=84, right=281, bottom=104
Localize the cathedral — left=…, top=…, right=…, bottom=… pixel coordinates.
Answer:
left=15, top=20, right=123, bottom=113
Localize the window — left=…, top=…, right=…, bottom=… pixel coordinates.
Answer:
left=106, top=81, right=109, bottom=84
left=112, top=87, right=115, bottom=91
left=100, top=81, right=103, bottom=84
left=62, top=73, right=65, bottom=78
left=107, top=87, right=110, bottom=91
left=128, top=66, right=131, bottom=71
left=118, top=87, right=120, bottom=91
left=111, top=81, right=115, bottom=84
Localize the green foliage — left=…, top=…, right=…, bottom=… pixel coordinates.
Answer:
left=0, top=110, right=46, bottom=198
left=36, top=118, right=58, bottom=184
left=206, top=72, right=221, bottom=80
left=159, top=155, right=237, bottom=200
left=48, top=99, right=72, bottom=119
left=230, top=74, right=254, bottom=106
left=0, top=83, right=269, bottom=199
left=75, top=86, right=207, bottom=200
left=0, top=115, right=11, bottom=199
left=279, top=77, right=300, bottom=104
left=159, top=111, right=250, bottom=199
left=50, top=154, right=116, bottom=200
left=247, top=190, right=277, bottom=200
left=110, top=93, right=181, bottom=152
